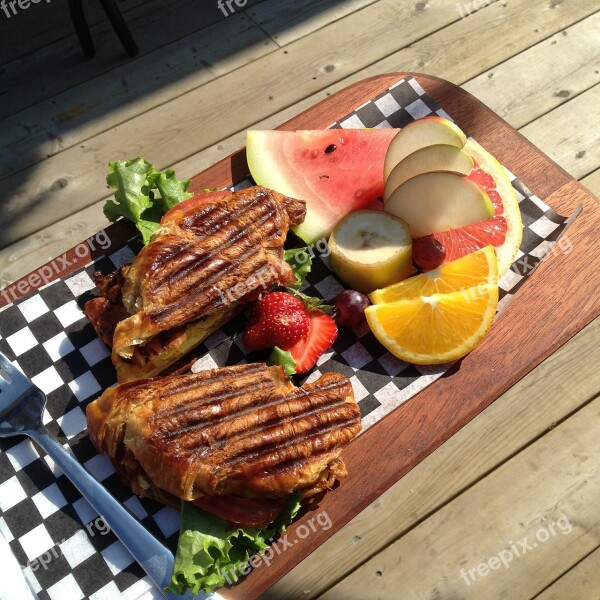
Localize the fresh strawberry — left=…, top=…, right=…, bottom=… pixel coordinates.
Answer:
left=288, top=312, right=338, bottom=373
left=243, top=291, right=310, bottom=351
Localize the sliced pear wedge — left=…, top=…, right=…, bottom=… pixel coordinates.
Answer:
left=329, top=210, right=413, bottom=293
left=384, top=145, right=474, bottom=201
left=383, top=117, right=467, bottom=180
left=385, top=172, right=494, bottom=238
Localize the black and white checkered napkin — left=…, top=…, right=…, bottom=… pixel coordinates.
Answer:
left=0, top=77, right=576, bottom=600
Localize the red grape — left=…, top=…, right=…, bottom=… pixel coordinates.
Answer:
left=413, top=236, right=446, bottom=271
left=334, top=290, right=370, bottom=328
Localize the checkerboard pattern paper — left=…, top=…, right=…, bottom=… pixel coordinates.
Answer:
left=0, top=77, right=576, bottom=600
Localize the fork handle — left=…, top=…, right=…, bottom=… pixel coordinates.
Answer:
left=29, top=426, right=178, bottom=598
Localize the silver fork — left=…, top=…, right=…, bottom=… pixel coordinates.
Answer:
left=0, top=352, right=183, bottom=599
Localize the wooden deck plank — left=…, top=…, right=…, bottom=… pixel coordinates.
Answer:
left=0, top=0, right=467, bottom=248
left=3, top=0, right=595, bottom=254
left=0, top=0, right=164, bottom=66
left=0, top=13, right=277, bottom=178
left=521, top=83, right=600, bottom=180
left=581, top=168, right=600, bottom=197
left=3, top=2, right=598, bottom=286
left=535, top=546, right=600, bottom=600
left=319, top=393, right=600, bottom=600
left=263, top=317, right=600, bottom=599
left=463, top=12, right=600, bottom=129
left=249, top=0, right=379, bottom=46
left=0, top=0, right=146, bottom=66
left=0, top=0, right=265, bottom=119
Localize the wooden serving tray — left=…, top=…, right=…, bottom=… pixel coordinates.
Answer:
left=3, top=74, right=599, bottom=599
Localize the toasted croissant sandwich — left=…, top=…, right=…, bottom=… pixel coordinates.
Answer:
left=85, top=186, right=306, bottom=382
left=87, top=363, right=361, bottom=527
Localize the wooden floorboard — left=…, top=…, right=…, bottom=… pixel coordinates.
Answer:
left=581, top=168, right=600, bottom=196
left=520, top=82, right=600, bottom=180
left=462, top=12, right=600, bottom=129
left=249, top=0, right=379, bottom=46
left=0, top=0, right=143, bottom=66
left=0, top=12, right=277, bottom=178
left=534, top=545, right=600, bottom=600
left=0, top=0, right=265, bottom=119
left=263, top=318, right=600, bottom=599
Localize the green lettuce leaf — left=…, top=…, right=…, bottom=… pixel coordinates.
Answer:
left=155, top=168, right=193, bottom=212
left=283, top=247, right=312, bottom=288
left=268, top=346, right=296, bottom=376
left=167, top=494, right=301, bottom=595
left=103, top=158, right=193, bottom=244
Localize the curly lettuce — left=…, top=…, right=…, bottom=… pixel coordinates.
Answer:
left=167, top=494, right=301, bottom=595
left=103, top=158, right=193, bottom=244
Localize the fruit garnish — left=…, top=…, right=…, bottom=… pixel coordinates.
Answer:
left=246, top=129, right=398, bottom=243
left=243, top=292, right=310, bottom=351
left=328, top=210, right=413, bottom=294
left=286, top=288, right=333, bottom=313
left=383, top=116, right=467, bottom=179
left=288, top=312, right=338, bottom=373
left=370, top=246, right=498, bottom=304
left=412, top=236, right=447, bottom=271
left=431, top=139, right=523, bottom=276
left=268, top=346, right=297, bottom=376
left=384, top=144, right=473, bottom=201
left=365, top=283, right=498, bottom=364
left=334, top=290, right=370, bottom=328
left=385, top=172, right=494, bottom=238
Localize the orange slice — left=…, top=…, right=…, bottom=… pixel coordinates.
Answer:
left=365, top=283, right=498, bottom=364
left=369, top=246, right=498, bottom=304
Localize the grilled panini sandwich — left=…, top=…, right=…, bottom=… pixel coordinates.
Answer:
left=84, top=186, right=306, bottom=382
left=87, top=363, right=361, bottom=525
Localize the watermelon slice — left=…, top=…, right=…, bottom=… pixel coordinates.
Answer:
left=246, top=129, right=398, bottom=243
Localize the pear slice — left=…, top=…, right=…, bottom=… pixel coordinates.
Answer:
left=384, top=145, right=474, bottom=201
left=385, top=172, right=494, bottom=239
left=329, top=210, right=413, bottom=293
left=384, top=117, right=467, bottom=180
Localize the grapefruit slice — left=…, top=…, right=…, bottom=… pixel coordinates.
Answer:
left=246, top=129, right=398, bottom=243
left=430, top=140, right=522, bottom=276
left=369, top=246, right=498, bottom=304
left=365, top=283, right=499, bottom=364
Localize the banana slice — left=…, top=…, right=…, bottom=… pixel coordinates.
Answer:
left=329, top=210, right=413, bottom=293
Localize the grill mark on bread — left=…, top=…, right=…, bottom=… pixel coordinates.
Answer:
left=155, top=375, right=351, bottom=443
left=216, top=419, right=361, bottom=483
left=150, top=196, right=280, bottom=294
left=173, top=389, right=349, bottom=449
left=147, top=245, right=266, bottom=324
